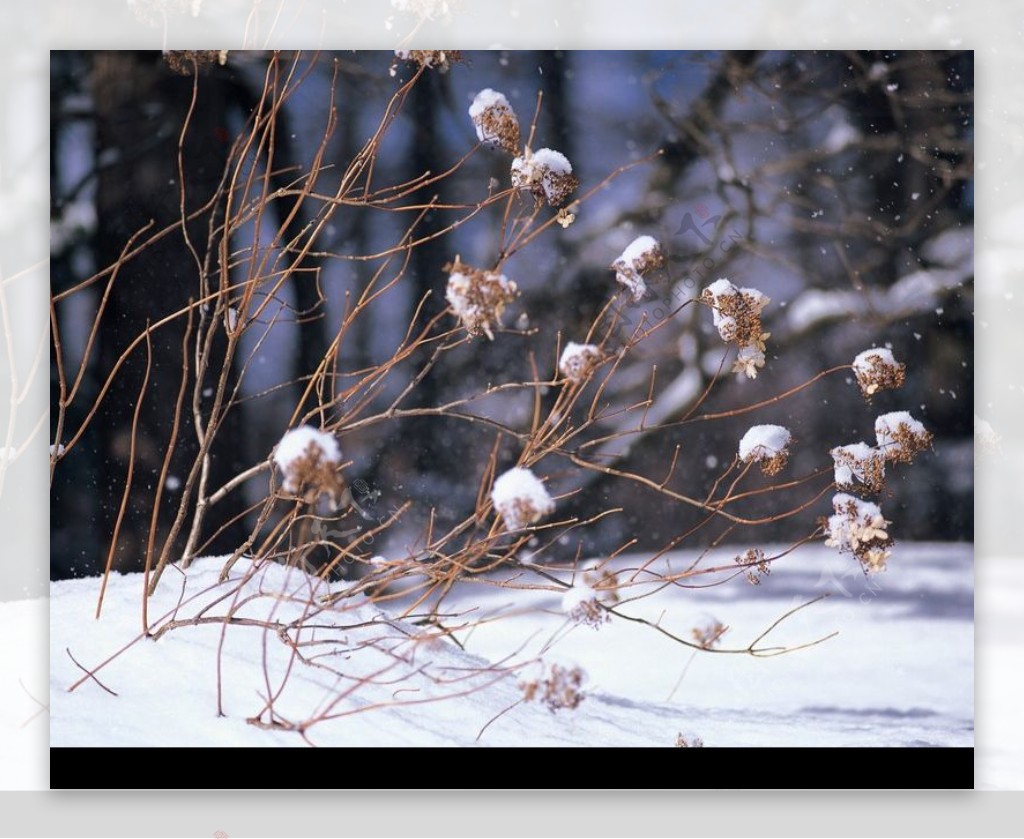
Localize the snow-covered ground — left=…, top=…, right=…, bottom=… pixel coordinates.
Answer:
left=47, top=542, right=973, bottom=753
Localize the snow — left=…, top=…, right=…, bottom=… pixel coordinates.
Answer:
left=738, top=424, right=791, bottom=461
left=47, top=543, right=972, bottom=750
left=875, top=410, right=927, bottom=452
left=511, top=148, right=577, bottom=206
left=558, top=341, right=601, bottom=383
left=853, top=347, right=898, bottom=375
left=468, top=88, right=519, bottom=151
left=830, top=442, right=883, bottom=488
left=273, top=425, right=340, bottom=472
left=490, top=466, right=555, bottom=530
left=617, top=235, right=661, bottom=268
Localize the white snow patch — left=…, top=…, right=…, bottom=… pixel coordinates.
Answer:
left=491, top=466, right=555, bottom=530
left=738, top=424, right=791, bottom=461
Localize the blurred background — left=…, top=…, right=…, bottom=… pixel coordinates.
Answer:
left=49, top=50, right=973, bottom=579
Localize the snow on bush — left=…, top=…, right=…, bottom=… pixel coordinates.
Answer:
left=830, top=442, right=886, bottom=493
left=852, top=347, right=906, bottom=398
left=738, top=424, right=791, bottom=476
left=562, top=582, right=608, bottom=628
left=825, top=492, right=892, bottom=573
left=468, top=88, right=520, bottom=155
left=700, top=279, right=770, bottom=347
left=874, top=411, right=932, bottom=463
left=491, top=466, right=555, bottom=531
left=445, top=257, right=519, bottom=340
left=558, top=341, right=602, bottom=383
left=610, top=235, right=665, bottom=302
left=511, top=147, right=578, bottom=207
left=273, top=425, right=346, bottom=509
left=393, top=50, right=463, bottom=73
left=974, top=414, right=999, bottom=452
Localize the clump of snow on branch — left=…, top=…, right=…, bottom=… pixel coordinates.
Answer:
left=445, top=257, right=519, bottom=340
left=610, top=235, right=665, bottom=302
left=852, top=348, right=906, bottom=399
left=468, top=88, right=520, bottom=155
left=562, top=582, right=608, bottom=629
left=273, top=425, right=347, bottom=509
left=511, top=148, right=578, bottom=207
left=491, top=466, right=555, bottom=531
left=393, top=50, right=462, bottom=74
left=874, top=411, right=933, bottom=463
left=825, top=493, right=892, bottom=573
left=738, top=424, right=791, bottom=476
left=699, top=278, right=771, bottom=379
left=558, top=341, right=602, bottom=384
left=830, top=442, right=886, bottom=493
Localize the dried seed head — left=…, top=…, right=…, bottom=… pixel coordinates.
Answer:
left=558, top=341, right=603, bottom=384
left=700, top=278, right=770, bottom=349
left=852, top=348, right=906, bottom=400
left=824, top=493, right=894, bottom=573
left=738, top=424, right=791, bottom=476
left=272, top=426, right=347, bottom=510
left=611, top=235, right=664, bottom=302
left=874, top=411, right=933, bottom=463
left=445, top=257, right=519, bottom=340
left=491, top=466, right=555, bottom=531
left=830, top=442, right=887, bottom=494
left=468, top=88, right=520, bottom=155
left=511, top=148, right=578, bottom=207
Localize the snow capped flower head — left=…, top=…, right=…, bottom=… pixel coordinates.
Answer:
left=491, top=466, right=555, bottom=531
left=273, top=425, right=347, bottom=510
left=445, top=257, right=519, bottom=340
left=558, top=341, right=602, bottom=384
left=700, top=278, right=770, bottom=349
left=738, top=424, right=791, bottom=476
left=468, top=88, right=520, bottom=155
left=511, top=147, right=578, bottom=207
left=562, top=582, right=608, bottom=629
left=824, top=493, right=892, bottom=573
left=610, top=235, right=665, bottom=302
left=852, top=348, right=906, bottom=399
left=874, top=411, right=932, bottom=464
left=830, top=442, right=886, bottom=493
left=393, top=49, right=463, bottom=73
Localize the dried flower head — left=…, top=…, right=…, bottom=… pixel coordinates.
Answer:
left=273, top=426, right=347, bottom=510
left=580, top=562, right=622, bottom=606
left=445, top=257, right=519, bottom=340
left=468, top=88, right=520, bottom=154
left=511, top=147, right=578, bottom=207
left=738, top=424, right=791, bottom=476
left=830, top=442, right=886, bottom=494
left=874, top=411, right=933, bottom=463
left=732, top=345, right=766, bottom=380
left=611, top=235, right=665, bottom=302
left=700, top=278, right=770, bottom=349
left=852, top=348, right=906, bottom=399
left=691, top=618, right=729, bottom=649
left=491, top=466, right=555, bottom=531
left=562, top=583, right=609, bottom=629
left=558, top=341, right=603, bottom=384
left=163, top=50, right=227, bottom=74
left=735, top=548, right=771, bottom=585
left=974, top=414, right=1000, bottom=453
left=520, top=663, right=585, bottom=712
left=393, top=50, right=463, bottom=74
left=824, top=493, right=893, bottom=573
